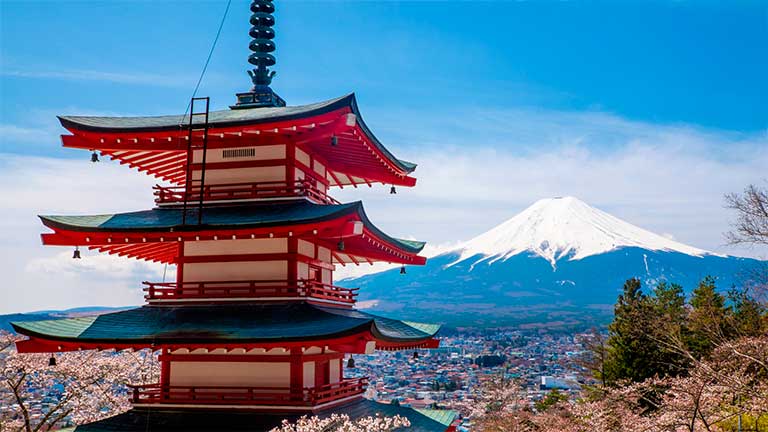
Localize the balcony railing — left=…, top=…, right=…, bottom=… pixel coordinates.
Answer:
left=143, top=279, right=358, bottom=304
left=153, top=180, right=339, bottom=206
left=128, top=378, right=367, bottom=407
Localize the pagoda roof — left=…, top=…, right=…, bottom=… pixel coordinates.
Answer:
left=11, top=303, right=440, bottom=349
left=72, top=400, right=456, bottom=432
left=58, top=94, right=417, bottom=187
left=40, top=201, right=360, bottom=232
left=39, top=200, right=426, bottom=264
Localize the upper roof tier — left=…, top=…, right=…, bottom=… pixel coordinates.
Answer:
left=39, top=200, right=426, bottom=265
left=58, top=94, right=417, bottom=188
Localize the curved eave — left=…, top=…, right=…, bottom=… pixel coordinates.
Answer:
left=38, top=201, right=426, bottom=263
left=345, top=94, right=416, bottom=175
left=11, top=304, right=440, bottom=353
left=354, top=203, right=425, bottom=255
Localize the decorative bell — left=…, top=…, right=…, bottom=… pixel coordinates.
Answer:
left=400, top=265, right=406, bottom=275
left=347, top=356, right=355, bottom=369
left=412, top=351, right=419, bottom=360
left=337, top=239, right=345, bottom=251
left=72, top=247, right=81, bottom=259
left=48, top=355, right=57, bottom=366
left=331, top=135, right=338, bottom=147
left=91, top=152, right=99, bottom=163
left=390, top=186, right=397, bottom=194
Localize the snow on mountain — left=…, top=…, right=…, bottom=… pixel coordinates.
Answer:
left=450, top=197, right=715, bottom=268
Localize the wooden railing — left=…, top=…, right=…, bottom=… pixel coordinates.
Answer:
left=143, top=279, right=358, bottom=304
left=153, top=180, right=339, bottom=205
left=128, top=378, right=367, bottom=407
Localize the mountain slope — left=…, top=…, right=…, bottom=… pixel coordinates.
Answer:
left=343, top=198, right=763, bottom=328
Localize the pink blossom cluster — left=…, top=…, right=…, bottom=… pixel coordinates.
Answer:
left=1, top=332, right=158, bottom=431
left=270, top=413, right=412, bottom=432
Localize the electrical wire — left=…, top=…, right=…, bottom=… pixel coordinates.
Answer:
left=181, top=0, right=233, bottom=122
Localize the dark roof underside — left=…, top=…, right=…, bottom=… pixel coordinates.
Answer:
left=73, top=400, right=456, bottom=432
left=39, top=200, right=425, bottom=254
left=11, top=303, right=440, bottom=344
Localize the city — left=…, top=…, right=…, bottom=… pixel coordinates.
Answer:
left=1, top=329, right=596, bottom=431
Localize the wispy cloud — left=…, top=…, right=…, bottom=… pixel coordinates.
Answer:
left=2, top=68, right=197, bottom=88
left=0, top=124, right=51, bottom=145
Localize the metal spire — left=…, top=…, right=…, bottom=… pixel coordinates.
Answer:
left=232, top=0, right=286, bottom=109
left=248, top=0, right=276, bottom=87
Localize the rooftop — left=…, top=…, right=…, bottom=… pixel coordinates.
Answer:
left=12, top=302, right=440, bottom=349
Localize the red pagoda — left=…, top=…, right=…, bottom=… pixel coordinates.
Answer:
left=11, top=2, right=457, bottom=431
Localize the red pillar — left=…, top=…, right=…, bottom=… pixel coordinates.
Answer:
left=160, top=350, right=171, bottom=402
left=176, top=241, right=184, bottom=284
left=288, top=237, right=298, bottom=294
left=289, top=350, right=303, bottom=400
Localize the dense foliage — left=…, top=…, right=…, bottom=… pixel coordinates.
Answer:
left=599, top=276, right=766, bottom=387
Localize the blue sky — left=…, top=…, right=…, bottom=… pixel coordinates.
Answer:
left=0, top=1, right=766, bottom=313
left=2, top=0, right=766, bottom=147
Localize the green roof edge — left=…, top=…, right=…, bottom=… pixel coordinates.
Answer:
left=414, top=409, right=458, bottom=427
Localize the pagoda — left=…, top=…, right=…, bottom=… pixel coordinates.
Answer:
left=11, top=2, right=457, bottom=431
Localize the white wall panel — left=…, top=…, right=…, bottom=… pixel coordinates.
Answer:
left=169, top=362, right=290, bottom=387
left=183, top=261, right=287, bottom=281
left=184, top=238, right=287, bottom=256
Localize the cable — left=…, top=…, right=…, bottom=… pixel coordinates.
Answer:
left=174, top=0, right=232, bottom=201
left=181, top=0, right=233, bottom=122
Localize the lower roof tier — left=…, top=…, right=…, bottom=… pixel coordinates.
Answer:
left=40, top=200, right=425, bottom=265
left=72, top=400, right=457, bottom=432
left=12, top=302, right=440, bottom=353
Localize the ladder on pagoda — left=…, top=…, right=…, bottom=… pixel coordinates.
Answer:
left=182, top=97, right=211, bottom=225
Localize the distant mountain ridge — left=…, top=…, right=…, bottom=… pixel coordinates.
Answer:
left=344, top=198, right=763, bottom=328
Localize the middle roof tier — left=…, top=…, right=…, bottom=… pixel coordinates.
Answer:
left=40, top=200, right=425, bottom=265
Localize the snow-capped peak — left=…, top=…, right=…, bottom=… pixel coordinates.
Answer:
left=450, top=197, right=714, bottom=268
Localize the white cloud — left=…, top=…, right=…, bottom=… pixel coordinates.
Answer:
left=0, top=124, right=52, bottom=145
left=334, top=241, right=462, bottom=280
left=0, top=154, right=164, bottom=314
left=337, top=107, right=768, bottom=262
left=0, top=106, right=766, bottom=312
left=26, top=250, right=168, bottom=280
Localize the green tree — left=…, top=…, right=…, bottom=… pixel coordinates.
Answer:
left=605, top=278, right=658, bottom=383
left=648, top=281, right=691, bottom=377
left=534, top=389, right=568, bottom=412
left=688, top=276, right=730, bottom=358
left=727, top=285, right=765, bottom=336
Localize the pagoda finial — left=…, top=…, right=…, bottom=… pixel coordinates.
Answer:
left=232, top=0, right=286, bottom=109
left=248, top=0, right=276, bottom=86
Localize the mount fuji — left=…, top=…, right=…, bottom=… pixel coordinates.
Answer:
left=343, top=197, right=764, bottom=328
